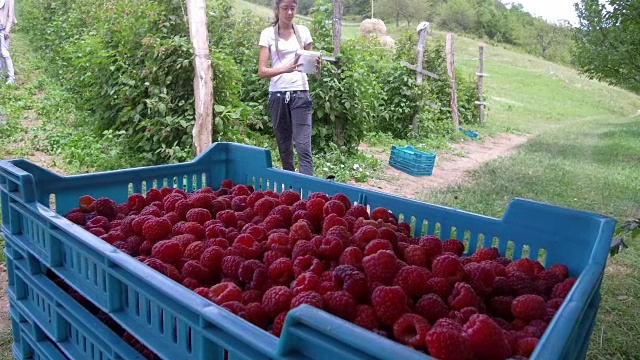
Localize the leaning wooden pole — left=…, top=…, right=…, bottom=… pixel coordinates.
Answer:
left=412, top=22, right=429, bottom=136
left=445, top=32, right=459, bottom=131
left=332, top=0, right=343, bottom=55
left=476, top=46, right=486, bottom=125
left=186, top=0, right=213, bottom=155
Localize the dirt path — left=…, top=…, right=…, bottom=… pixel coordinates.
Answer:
left=349, top=133, right=529, bottom=200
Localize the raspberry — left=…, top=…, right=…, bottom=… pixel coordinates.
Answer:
left=448, top=282, right=480, bottom=311
left=319, top=280, right=340, bottom=295
left=432, top=254, right=466, bottom=285
left=506, top=258, right=544, bottom=276
left=442, top=239, right=465, bottom=256
left=174, top=234, right=198, bottom=251
left=268, top=257, right=294, bottom=285
left=535, top=269, right=564, bottom=296
left=184, top=241, right=206, bottom=260
left=277, top=190, right=300, bottom=206
left=415, top=293, right=449, bottom=323
left=291, top=272, right=321, bottom=295
left=289, top=221, right=313, bottom=243
left=353, top=226, right=380, bottom=248
left=551, top=277, right=575, bottom=301
left=143, top=258, right=167, bottom=276
left=339, top=246, right=363, bottom=269
left=363, top=239, right=393, bottom=256
left=163, top=194, right=183, bottom=213
left=450, top=307, right=479, bottom=325
left=182, top=277, right=201, bottom=290
left=495, top=257, right=512, bottom=267
left=162, top=212, right=180, bottom=225
left=464, top=262, right=496, bottom=297
left=548, top=264, right=569, bottom=279
left=127, top=193, right=146, bottom=212
left=333, top=266, right=369, bottom=302
left=547, top=297, right=564, bottom=310
left=190, top=193, right=214, bottom=211
left=488, top=296, right=514, bottom=320
left=254, top=197, right=277, bottom=219
left=262, top=214, right=286, bottom=231
left=425, top=326, right=474, bottom=360
left=507, top=272, right=536, bottom=296
left=210, top=199, right=227, bottom=217
left=88, top=227, right=106, bottom=237
left=262, top=286, right=293, bottom=317
left=199, top=246, right=224, bottom=275
left=66, top=211, right=86, bottom=226
left=182, top=222, right=206, bottom=240
left=463, top=314, right=512, bottom=360
left=529, top=319, right=548, bottom=335
left=322, top=200, right=346, bottom=218
left=242, top=290, right=264, bottom=305
left=321, top=214, right=348, bottom=235
left=219, top=255, right=244, bottom=280
left=290, top=291, right=323, bottom=309
left=94, top=197, right=118, bottom=220
left=185, top=208, right=211, bottom=225
left=216, top=210, right=238, bottom=228
left=393, top=313, right=430, bottom=349
left=145, top=188, right=164, bottom=204
left=403, top=245, right=427, bottom=267
left=318, top=237, right=344, bottom=260
left=324, top=225, right=349, bottom=246
left=322, top=291, right=357, bottom=320
left=262, top=250, right=287, bottom=268
left=219, top=179, right=234, bottom=189
left=481, top=260, right=507, bottom=277
left=124, top=235, right=144, bottom=256
left=418, top=235, right=442, bottom=258
left=293, top=255, right=323, bottom=278
left=516, top=337, right=538, bottom=357
left=353, top=304, right=379, bottom=330
left=78, top=195, right=96, bottom=212
left=511, top=294, right=546, bottom=322
left=232, top=234, right=261, bottom=259
left=151, top=240, right=182, bottom=264
left=182, top=260, right=209, bottom=282
left=290, top=200, right=307, bottom=213
left=393, top=265, right=429, bottom=298
left=238, top=259, right=268, bottom=290
left=343, top=204, right=368, bottom=221
left=269, top=205, right=293, bottom=227
left=377, top=227, right=398, bottom=246
left=363, top=250, right=398, bottom=285
left=470, top=247, right=500, bottom=262
left=305, top=198, right=325, bottom=221
left=270, top=311, right=288, bottom=337
left=425, top=276, right=452, bottom=300
left=87, top=215, right=110, bottom=231
left=244, top=302, right=270, bottom=329
left=208, top=282, right=242, bottom=305
left=371, top=286, right=407, bottom=326
left=246, top=191, right=265, bottom=209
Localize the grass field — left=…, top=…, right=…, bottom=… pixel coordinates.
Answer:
left=1, top=2, right=639, bottom=359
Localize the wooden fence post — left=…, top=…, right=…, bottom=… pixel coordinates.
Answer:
left=445, top=32, right=459, bottom=131
left=186, top=0, right=213, bottom=155
left=412, top=22, right=429, bottom=136
left=476, top=46, right=486, bottom=125
left=332, top=0, right=344, bottom=146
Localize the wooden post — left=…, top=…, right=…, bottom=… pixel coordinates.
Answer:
left=332, top=0, right=343, bottom=55
left=445, top=32, right=459, bottom=131
left=186, top=0, right=213, bottom=155
left=477, top=46, right=485, bottom=125
left=412, top=22, right=429, bottom=136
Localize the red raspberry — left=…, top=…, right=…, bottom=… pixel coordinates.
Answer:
left=279, top=190, right=301, bottom=206
left=511, top=294, right=546, bottom=322
left=216, top=210, right=238, bottom=228
left=548, top=264, right=569, bottom=279
left=291, top=200, right=307, bottom=212
left=322, top=291, right=357, bottom=320
left=127, top=194, right=146, bottom=212
left=321, top=214, right=348, bottom=235
left=242, top=290, right=264, bottom=305
left=393, top=314, right=430, bottom=349
left=449, top=307, right=479, bottom=325
left=536, top=269, right=564, bottom=296
left=173, top=199, right=193, bottom=219
left=232, top=234, right=261, bottom=259
left=269, top=206, right=293, bottom=227
left=363, top=239, right=393, bottom=256
left=230, top=184, right=250, bottom=197
left=305, top=198, right=325, bottom=220
left=291, top=272, right=321, bottom=295
left=238, top=259, right=268, bottom=290
left=293, top=255, right=323, bottom=278
left=481, top=260, right=506, bottom=277
left=345, top=204, right=369, bottom=220
left=464, top=262, right=496, bottom=297
left=339, top=246, right=363, bottom=269
left=377, top=227, right=398, bottom=246
left=66, top=210, right=86, bottom=226
left=353, top=304, right=379, bottom=330
left=268, top=257, right=294, bottom=285
left=425, top=276, right=452, bottom=300
left=139, top=240, right=154, bottom=256
left=221, top=255, right=245, bottom=280
left=318, top=237, right=344, bottom=260
left=264, top=232, right=290, bottom=255
left=489, top=296, right=514, bottom=320
left=182, top=278, right=201, bottom=290
left=183, top=241, right=206, bottom=260
left=145, top=188, right=164, bottom=203
left=141, top=217, right=172, bottom=243
left=370, top=207, right=391, bottom=223
left=442, top=239, right=465, bottom=256
left=507, top=272, right=536, bottom=296
left=393, top=265, right=429, bottom=298
left=547, top=297, right=564, bottom=310
left=143, top=258, right=167, bottom=275
left=254, top=197, right=277, bottom=218
left=371, top=286, right=407, bottom=326
left=363, top=250, right=398, bottom=285
left=174, top=234, right=198, bottom=251
left=261, top=249, right=286, bottom=268
left=182, top=222, right=206, bottom=240
left=88, top=227, right=106, bottom=237
left=86, top=215, right=110, bottom=231
left=163, top=194, right=183, bottom=213
left=551, top=277, right=576, bottom=300
left=418, top=235, right=442, bottom=259
left=529, top=319, right=548, bottom=335
left=185, top=208, right=211, bottom=225
left=290, top=291, right=323, bottom=309
left=319, top=280, right=340, bottom=295
left=151, top=240, right=182, bottom=264
left=220, top=179, right=234, bottom=189
left=123, top=235, right=144, bottom=256
left=190, top=193, right=214, bottom=210
left=333, top=267, right=369, bottom=302
left=516, top=337, right=538, bottom=357
left=506, top=258, right=544, bottom=276
left=290, top=221, right=313, bottom=243
left=244, top=302, right=269, bottom=329
left=425, top=326, right=473, bottom=360
left=432, top=254, right=465, bottom=284
left=306, top=192, right=329, bottom=202
left=322, top=200, right=346, bottom=218
left=182, top=260, right=209, bottom=283
left=403, top=245, right=427, bottom=267
left=270, top=311, right=288, bottom=337
left=78, top=195, right=95, bottom=212
left=415, top=293, right=449, bottom=323
left=94, top=197, right=118, bottom=220
left=463, top=314, right=512, bottom=360
left=494, top=257, right=511, bottom=267
left=262, top=286, right=293, bottom=317
left=324, top=225, right=350, bottom=246
left=470, top=247, right=500, bottom=262
left=448, top=282, right=480, bottom=311
left=199, top=246, right=224, bottom=274
left=246, top=191, right=265, bottom=208
left=208, top=282, right=242, bottom=305
left=210, top=199, right=227, bottom=217
left=353, top=226, right=380, bottom=248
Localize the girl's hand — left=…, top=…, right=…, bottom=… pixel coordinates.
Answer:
left=315, top=56, right=321, bottom=72
left=283, top=54, right=302, bottom=73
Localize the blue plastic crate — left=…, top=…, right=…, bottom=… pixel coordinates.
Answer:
left=389, top=145, right=436, bottom=176
left=0, top=142, right=615, bottom=360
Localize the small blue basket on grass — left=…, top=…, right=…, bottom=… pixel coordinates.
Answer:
left=389, top=145, right=436, bottom=176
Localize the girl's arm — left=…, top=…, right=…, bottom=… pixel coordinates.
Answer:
left=258, top=46, right=301, bottom=79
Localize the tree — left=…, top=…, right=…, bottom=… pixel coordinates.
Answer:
left=574, top=0, right=640, bottom=92
left=438, top=0, right=476, bottom=33
left=378, top=0, right=431, bottom=27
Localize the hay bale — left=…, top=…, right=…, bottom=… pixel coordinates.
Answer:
left=359, top=18, right=387, bottom=37
left=380, top=35, right=395, bottom=48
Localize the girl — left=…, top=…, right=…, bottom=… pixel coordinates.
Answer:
left=258, top=0, right=320, bottom=176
